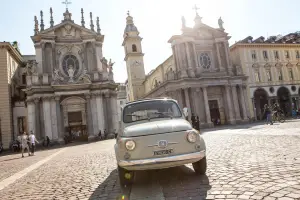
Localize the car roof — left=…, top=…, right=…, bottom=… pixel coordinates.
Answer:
left=125, top=97, right=177, bottom=106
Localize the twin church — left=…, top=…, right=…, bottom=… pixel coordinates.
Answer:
left=1, top=7, right=249, bottom=148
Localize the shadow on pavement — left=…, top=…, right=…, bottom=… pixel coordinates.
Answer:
left=89, top=169, right=131, bottom=200
left=0, top=139, right=114, bottom=157
left=156, top=165, right=211, bottom=199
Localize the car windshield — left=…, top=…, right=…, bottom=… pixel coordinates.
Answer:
left=123, top=100, right=182, bottom=123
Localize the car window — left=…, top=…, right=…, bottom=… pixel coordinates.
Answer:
left=123, top=100, right=182, bottom=123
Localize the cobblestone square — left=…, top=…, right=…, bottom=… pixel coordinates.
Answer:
left=1, top=120, right=300, bottom=199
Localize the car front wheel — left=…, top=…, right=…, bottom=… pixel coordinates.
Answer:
left=118, top=165, right=135, bottom=186
left=192, top=157, right=207, bottom=174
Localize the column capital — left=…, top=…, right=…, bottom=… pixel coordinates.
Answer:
left=54, top=95, right=61, bottom=101
left=26, top=98, right=34, bottom=104
left=33, top=97, right=40, bottom=103
left=195, top=88, right=201, bottom=92
left=92, top=91, right=103, bottom=97
left=84, top=93, right=91, bottom=99
left=41, top=96, right=52, bottom=101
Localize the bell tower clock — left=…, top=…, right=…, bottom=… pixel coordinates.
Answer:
left=122, top=11, right=146, bottom=101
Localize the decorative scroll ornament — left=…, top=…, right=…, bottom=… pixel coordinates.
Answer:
left=77, top=68, right=91, bottom=83
left=52, top=68, right=64, bottom=84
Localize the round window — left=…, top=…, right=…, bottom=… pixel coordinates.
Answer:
left=291, top=85, right=296, bottom=92
left=199, top=53, right=211, bottom=69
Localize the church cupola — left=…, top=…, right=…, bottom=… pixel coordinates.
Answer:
left=124, top=11, right=139, bottom=37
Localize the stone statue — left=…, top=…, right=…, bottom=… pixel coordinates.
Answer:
left=26, top=62, right=32, bottom=75
left=77, top=68, right=91, bottom=83
left=52, top=68, right=64, bottom=84
left=31, top=60, right=38, bottom=74
left=101, top=57, right=108, bottom=65
left=67, top=65, right=75, bottom=82
left=108, top=59, right=115, bottom=73
left=218, top=17, right=224, bottom=29
left=181, top=16, right=186, bottom=28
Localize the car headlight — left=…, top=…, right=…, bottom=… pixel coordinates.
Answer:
left=186, top=130, right=198, bottom=143
left=125, top=140, right=136, bottom=151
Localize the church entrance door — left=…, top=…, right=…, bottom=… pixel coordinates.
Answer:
left=209, top=100, right=221, bottom=125
left=61, top=96, right=88, bottom=141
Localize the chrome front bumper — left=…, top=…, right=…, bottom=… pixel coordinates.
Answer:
left=118, top=150, right=205, bottom=169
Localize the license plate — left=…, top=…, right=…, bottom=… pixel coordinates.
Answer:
left=154, top=149, right=173, bottom=156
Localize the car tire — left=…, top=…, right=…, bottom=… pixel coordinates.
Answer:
left=192, top=157, right=207, bottom=174
left=118, top=165, right=134, bottom=186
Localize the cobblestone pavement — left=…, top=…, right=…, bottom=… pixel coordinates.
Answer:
left=1, top=120, right=300, bottom=199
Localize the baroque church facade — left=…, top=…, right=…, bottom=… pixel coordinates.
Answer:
left=124, top=11, right=249, bottom=128
left=24, top=8, right=118, bottom=142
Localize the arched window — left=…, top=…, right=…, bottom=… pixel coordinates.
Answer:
left=132, top=44, right=137, bottom=52
left=62, top=55, right=80, bottom=76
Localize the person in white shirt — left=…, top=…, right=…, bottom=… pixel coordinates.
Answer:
left=20, top=132, right=30, bottom=158
left=29, top=131, right=39, bottom=156
left=183, top=107, right=189, bottom=120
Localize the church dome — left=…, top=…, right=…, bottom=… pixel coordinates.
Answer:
left=124, top=13, right=139, bottom=33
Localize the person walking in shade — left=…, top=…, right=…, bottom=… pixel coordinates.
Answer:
left=29, top=131, right=39, bottom=156
left=264, top=104, right=273, bottom=125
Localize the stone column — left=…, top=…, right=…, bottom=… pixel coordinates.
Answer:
left=91, top=94, right=98, bottom=135
left=194, top=88, right=201, bottom=128
left=55, top=96, right=63, bottom=142
left=85, top=94, right=94, bottom=139
left=239, top=85, right=247, bottom=120
left=33, top=98, right=41, bottom=139
left=176, top=44, right=188, bottom=78
left=215, top=42, right=224, bottom=71
left=172, top=46, right=179, bottom=72
left=202, top=87, right=213, bottom=127
left=184, top=88, right=191, bottom=121
left=185, top=42, right=195, bottom=77
left=27, top=99, right=36, bottom=134
left=51, top=43, right=56, bottom=73
left=231, top=85, right=242, bottom=121
left=50, top=97, right=58, bottom=140
left=225, top=85, right=235, bottom=124
left=224, top=42, right=233, bottom=75
left=110, top=91, right=119, bottom=133
left=95, top=92, right=105, bottom=134
left=252, top=98, right=257, bottom=120
left=42, top=97, right=53, bottom=139
left=41, top=42, right=46, bottom=73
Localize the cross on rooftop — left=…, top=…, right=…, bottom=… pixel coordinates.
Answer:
left=193, top=4, right=199, bottom=14
left=62, top=0, right=72, bottom=9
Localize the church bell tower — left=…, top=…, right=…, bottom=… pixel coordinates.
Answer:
left=122, top=11, right=146, bottom=101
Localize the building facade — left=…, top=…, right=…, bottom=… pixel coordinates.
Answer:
left=0, top=42, right=24, bottom=148
left=116, top=83, right=127, bottom=133
left=123, top=12, right=249, bottom=128
left=23, top=8, right=118, bottom=142
left=230, top=33, right=300, bottom=119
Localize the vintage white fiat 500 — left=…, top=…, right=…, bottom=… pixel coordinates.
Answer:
left=114, top=98, right=207, bottom=185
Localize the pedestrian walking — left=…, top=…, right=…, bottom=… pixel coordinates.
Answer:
left=29, top=131, right=39, bottom=156
left=20, top=132, right=30, bottom=158
left=264, top=104, right=273, bottom=125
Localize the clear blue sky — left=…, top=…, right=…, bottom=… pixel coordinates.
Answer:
left=0, top=0, right=299, bottom=83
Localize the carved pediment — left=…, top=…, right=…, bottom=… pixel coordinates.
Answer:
left=32, top=21, right=103, bottom=43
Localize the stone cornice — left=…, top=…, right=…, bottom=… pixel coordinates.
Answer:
left=230, top=42, right=300, bottom=52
